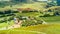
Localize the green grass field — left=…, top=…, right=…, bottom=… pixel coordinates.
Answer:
left=0, top=11, right=60, bottom=34
left=41, top=16, right=60, bottom=23
left=0, top=20, right=14, bottom=28
left=0, top=16, right=60, bottom=34
left=0, top=24, right=60, bottom=34
left=0, top=2, right=60, bottom=34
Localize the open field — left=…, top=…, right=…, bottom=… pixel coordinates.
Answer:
left=0, top=24, right=60, bottom=34
left=41, top=16, right=60, bottom=23
left=0, top=16, right=60, bottom=34
left=0, top=20, right=14, bottom=28
left=0, top=9, right=60, bottom=34
left=0, top=1, right=60, bottom=34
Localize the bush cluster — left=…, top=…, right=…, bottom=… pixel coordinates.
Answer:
left=22, top=10, right=38, bottom=13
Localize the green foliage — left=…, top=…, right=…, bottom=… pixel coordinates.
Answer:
left=41, top=16, right=60, bottom=23
left=22, top=10, right=38, bottom=13
left=22, top=18, right=43, bottom=27
left=46, top=1, right=57, bottom=8
left=42, top=14, right=53, bottom=17
left=0, top=10, right=19, bottom=23
left=0, top=1, right=10, bottom=7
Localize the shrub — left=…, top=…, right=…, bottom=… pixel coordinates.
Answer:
left=33, top=10, right=38, bottom=12
left=0, top=12, right=4, bottom=14
left=4, top=10, right=11, bottom=14
left=37, top=20, right=43, bottom=24
left=41, top=14, right=53, bottom=17
left=0, top=15, right=5, bottom=17
left=12, top=11, right=19, bottom=13
left=6, top=13, right=14, bottom=16
left=53, top=12, right=60, bottom=16
left=22, top=18, right=44, bottom=27
left=22, top=10, right=29, bottom=13
left=43, top=14, right=51, bottom=17
left=0, top=18, right=7, bottom=23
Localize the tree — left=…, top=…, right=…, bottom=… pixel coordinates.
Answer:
left=46, top=0, right=57, bottom=8
left=57, top=0, right=60, bottom=6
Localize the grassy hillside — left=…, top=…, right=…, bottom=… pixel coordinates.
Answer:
left=0, top=1, right=60, bottom=34
left=0, top=24, right=60, bottom=34
left=0, top=20, right=14, bottom=28
left=41, top=16, right=60, bottom=23
left=0, top=1, right=47, bottom=10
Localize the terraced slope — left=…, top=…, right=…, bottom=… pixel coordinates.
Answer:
left=0, top=24, right=60, bottom=34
